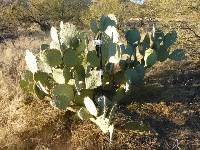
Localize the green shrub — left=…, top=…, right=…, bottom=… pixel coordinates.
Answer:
left=0, top=0, right=89, bottom=33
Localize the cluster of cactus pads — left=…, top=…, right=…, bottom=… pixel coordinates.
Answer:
left=20, top=14, right=185, bottom=142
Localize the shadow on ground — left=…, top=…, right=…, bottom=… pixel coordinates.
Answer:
left=114, top=60, right=200, bottom=150
left=119, top=60, right=200, bottom=104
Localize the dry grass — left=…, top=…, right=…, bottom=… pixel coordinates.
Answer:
left=0, top=32, right=72, bottom=149
left=0, top=16, right=200, bottom=150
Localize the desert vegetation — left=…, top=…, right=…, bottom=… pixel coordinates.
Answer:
left=0, top=0, right=199, bottom=149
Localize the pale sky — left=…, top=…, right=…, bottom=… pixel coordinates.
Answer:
left=130, top=0, right=145, bottom=4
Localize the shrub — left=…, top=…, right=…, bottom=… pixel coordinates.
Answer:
left=17, top=0, right=90, bottom=22
left=81, top=0, right=123, bottom=27
left=140, top=0, right=200, bottom=19
left=0, top=0, right=89, bottom=34
left=20, top=15, right=185, bottom=142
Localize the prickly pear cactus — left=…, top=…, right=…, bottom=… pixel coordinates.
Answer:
left=20, top=15, right=185, bottom=142
left=78, top=96, right=115, bottom=143
left=20, top=21, right=90, bottom=110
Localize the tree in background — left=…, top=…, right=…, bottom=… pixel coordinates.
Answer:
left=0, top=0, right=199, bottom=34
left=0, top=0, right=90, bottom=34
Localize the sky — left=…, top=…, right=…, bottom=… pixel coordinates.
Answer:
left=130, top=0, right=145, bottom=5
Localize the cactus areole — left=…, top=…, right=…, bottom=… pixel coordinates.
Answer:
left=20, top=14, right=185, bottom=143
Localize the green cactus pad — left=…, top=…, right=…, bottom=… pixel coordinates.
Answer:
left=101, top=44, right=110, bottom=64
left=40, top=44, right=50, bottom=50
left=20, top=70, right=34, bottom=91
left=163, top=30, right=177, bottom=49
left=99, top=15, right=117, bottom=32
left=42, top=49, right=62, bottom=67
left=74, top=89, right=94, bottom=106
left=153, top=40, right=161, bottom=51
left=63, top=67, right=72, bottom=83
left=144, top=48, right=157, bottom=67
left=34, top=84, right=46, bottom=99
left=105, top=63, right=114, bottom=74
left=76, top=33, right=88, bottom=53
left=77, top=107, right=92, bottom=120
left=52, top=84, right=74, bottom=110
left=156, top=47, right=169, bottom=62
left=70, top=37, right=79, bottom=49
left=169, top=49, right=185, bottom=61
left=21, top=70, right=34, bottom=81
left=34, top=71, right=53, bottom=89
left=74, top=65, right=86, bottom=81
left=63, top=49, right=83, bottom=67
left=90, top=19, right=99, bottom=34
left=87, top=51, right=100, bottom=67
left=20, top=79, right=34, bottom=92
left=125, top=64, right=145, bottom=85
left=154, top=30, right=164, bottom=44
left=101, top=33, right=111, bottom=55
left=108, top=42, right=117, bottom=58
left=19, top=80, right=29, bottom=91
left=139, top=33, right=150, bottom=56
left=125, top=29, right=141, bottom=44
left=123, top=43, right=135, bottom=56
left=108, top=43, right=121, bottom=63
